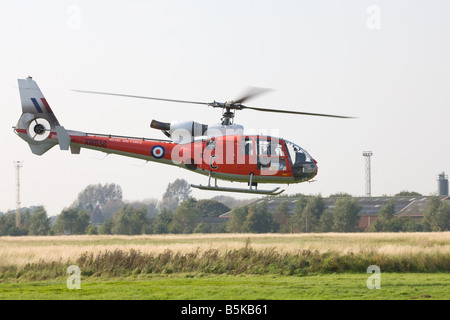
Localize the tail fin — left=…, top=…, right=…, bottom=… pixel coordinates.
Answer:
left=14, top=77, right=70, bottom=155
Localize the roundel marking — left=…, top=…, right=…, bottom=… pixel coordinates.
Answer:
left=151, top=145, right=165, bottom=159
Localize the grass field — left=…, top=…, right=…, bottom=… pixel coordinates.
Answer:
left=1, top=273, right=448, bottom=300
left=1, top=232, right=449, bottom=266
left=0, top=233, right=449, bottom=300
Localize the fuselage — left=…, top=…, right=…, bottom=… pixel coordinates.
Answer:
left=15, top=127, right=318, bottom=185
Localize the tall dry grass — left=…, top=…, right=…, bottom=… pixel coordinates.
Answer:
left=1, top=232, right=449, bottom=267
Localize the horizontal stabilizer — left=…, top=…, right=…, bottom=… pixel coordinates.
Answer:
left=55, top=126, right=70, bottom=150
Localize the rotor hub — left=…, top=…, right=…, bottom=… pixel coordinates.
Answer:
left=34, top=123, right=46, bottom=135
left=221, top=108, right=235, bottom=125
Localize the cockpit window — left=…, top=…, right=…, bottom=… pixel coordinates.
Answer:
left=284, top=140, right=313, bottom=167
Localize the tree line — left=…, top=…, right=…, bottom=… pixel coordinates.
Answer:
left=226, top=195, right=367, bottom=233
left=0, top=198, right=230, bottom=236
left=369, top=196, right=450, bottom=232
left=1, top=181, right=449, bottom=236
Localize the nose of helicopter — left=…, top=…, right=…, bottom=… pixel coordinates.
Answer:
left=292, top=158, right=318, bottom=182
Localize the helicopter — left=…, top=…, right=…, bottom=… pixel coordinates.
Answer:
left=13, top=76, right=353, bottom=195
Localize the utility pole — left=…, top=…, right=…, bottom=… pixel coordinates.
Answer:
left=362, top=151, right=373, bottom=197
left=14, top=161, right=23, bottom=228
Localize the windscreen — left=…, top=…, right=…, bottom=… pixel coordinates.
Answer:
left=284, top=140, right=313, bottom=167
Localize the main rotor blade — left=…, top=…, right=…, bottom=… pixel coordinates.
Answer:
left=72, top=89, right=209, bottom=106
left=73, top=89, right=355, bottom=119
left=233, top=87, right=273, bottom=105
left=240, top=105, right=355, bottom=119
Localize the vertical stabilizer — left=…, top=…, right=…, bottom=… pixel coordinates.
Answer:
left=14, top=77, right=65, bottom=155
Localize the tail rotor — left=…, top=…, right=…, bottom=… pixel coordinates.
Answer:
left=28, top=118, right=51, bottom=141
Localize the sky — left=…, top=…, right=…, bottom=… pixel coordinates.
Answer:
left=1, top=0, right=449, bottom=216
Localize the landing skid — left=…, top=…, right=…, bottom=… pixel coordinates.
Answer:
left=190, top=184, right=284, bottom=195
left=190, top=172, right=285, bottom=196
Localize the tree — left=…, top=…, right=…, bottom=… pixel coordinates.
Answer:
left=0, top=210, right=27, bottom=236
left=29, top=206, right=50, bottom=235
left=18, top=208, right=32, bottom=233
left=112, top=205, right=149, bottom=235
left=291, top=194, right=309, bottom=232
left=226, top=206, right=249, bottom=233
left=161, top=179, right=191, bottom=211
left=145, top=198, right=160, bottom=219
left=52, top=208, right=90, bottom=235
left=76, top=183, right=123, bottom=210
left=0, top=212, right=13, bottom=236
left=71, top=208, right=90, bottom=234
left=99, top=218, right=114, bottom=235
left=53, top=208, right=78, bottom=234
left=366, top=198, right=428, bottom=232
left=0, top=207, right=50, bottom=236
left=75, top=183, right=123, bottom=224
left=332, top=197, right=361, bottom=232
left=398, top=217, right=423, bottom=232
left=243, top=203, right=275, bottom=233
left=291, top=195, right=327, bottom=233
left=153, top=207, right=173, bottom=234
left=378, top=199, right=396, bottom=220
left=318, top=209, right=334, bottom=232
left=436, top=202, right=450, bottom=231
left=273, top=200, right=291, bottom=233
left=194, top=222, right=211, bottom=233
left=301, top=195, right=326, bottom=233
left=127, top=198, right=160, bottom=219
left=195, top=199, right=230, bottom=217
left=395, top=191, right=422, bottom=196
left=422, top=196, right=441, bottom=231
left=101, top=199, right=125, bottom=221
left=86, top=225, right=98, bottom=235
left=422, top=196, right=450, bottom=231
left=329, top=192, right=352, bottom=198
left=170, top=198, right=199, bottom=233
left=370, top=199, right=397, bottom=232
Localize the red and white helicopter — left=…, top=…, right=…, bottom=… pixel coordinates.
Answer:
left=13, top=77, right=353, bottom=195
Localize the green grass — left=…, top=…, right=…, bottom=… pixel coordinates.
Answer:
left=0, top=273, right=448, bottom=300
